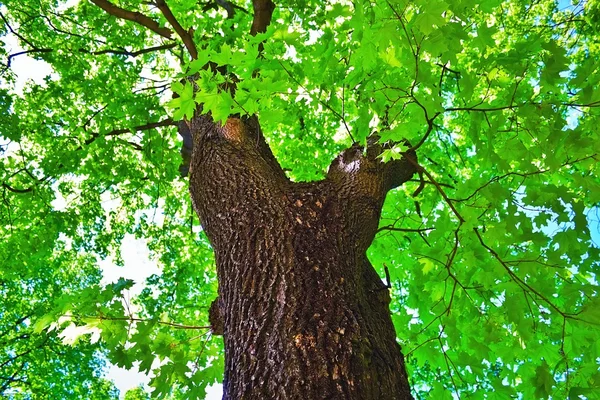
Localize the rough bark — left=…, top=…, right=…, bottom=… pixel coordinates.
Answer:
left=188, top=114, right=416, bottom=399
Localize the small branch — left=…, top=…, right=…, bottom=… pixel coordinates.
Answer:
left=408, top=178, right=455, bottom=190
left=82, top=42, right=178, bottom=57
left=473, top=228, right=574, bottom=319
left=2, top=182, right=33, bottom=194
left=407, top=118, right=437, bottom=153
left=250, top=0, right=275, bottom=35
left=383, top=264, right=392, bottom=288
left=446, top=100, right=600, bottom=113
left=4, top=48, right=53, bottom=70
left=155, top=0, right=198, bottom=59
left=438, top=335, right=461, bottom=394
left=105, top=118, right=176, bottom=137
left=435, top=63, right=461, bottom=76
left=405, top=335, right=438, bottom=357
left=386, top=1, right=415, bottom=65
left=0, top=362, right=28, bottom=392
left=563, top=100, right=600, bottom=108
left=278, top=60, right=356, bottom=143
left=89, top=0, right=173, bottom=39
left=404, top=157, right=465, bottom=223
left=377, top=225, right=434, bottom=234
left=203, top=0, right=249, bottom=18
left=3, top=44, right=176, bottom=72
left=120, top=140, right=144, bottom=151
left=84, top=118, right=177, bottom=146
left=77, top=314, right=211, bottom=330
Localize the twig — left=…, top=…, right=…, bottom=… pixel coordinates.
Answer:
left=377, top=225, right=434, bottom=233
left=79, top=314, right=211, bottom=330
left=82, top=43, right=178, bottom=57
left=2, top=183, right=33, bottom=194
left=404, top=157, right=465, bottom=223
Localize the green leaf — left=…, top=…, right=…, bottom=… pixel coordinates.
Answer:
left=532, top=360, right=555, bottom=399
left=167, top=81, right=195, bottom=120
left=2, top=0, right=600, bottom=398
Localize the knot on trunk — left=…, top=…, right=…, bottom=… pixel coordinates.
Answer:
left=209, top=298, right=224, bottom=335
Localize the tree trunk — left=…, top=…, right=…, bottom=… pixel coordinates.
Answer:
left=188, top=114, right=415, bottom=399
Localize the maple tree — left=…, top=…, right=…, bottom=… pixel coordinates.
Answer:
left=1, top=0, right=599, bottom=398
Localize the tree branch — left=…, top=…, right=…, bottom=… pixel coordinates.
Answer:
left=84, top=118, right=177, bottom=146
left=2, top=182, right=34, bottom=194
left=404, top=156, right=465, bottom=223
left=3, top=44, right=176, bottom=72
left=4, top=48, right=52, bottom=70
left=88, top=314, right=211, bottom=330
left=0, top=362, right=28, bottom=393
left=155, top=0, right=198, bottom=59
left=81, top=42, right=178, bottom=57
left=0, top=11, right=36, bottom=48
left=250, top=0, right=275, bottom=35
left=89, top=0, right=173, bottom=39
left=206, top=0, right=249, bottom=18
left=451, top=153, right=597, bottom=203
left=446, top=99, right=600, bottom=113
left=377, top=225, right=434, bottom=234
left=473, top=228, right=570, bottom=318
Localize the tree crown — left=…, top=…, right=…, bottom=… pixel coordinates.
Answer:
left=1, top=0, right=599, bottom=398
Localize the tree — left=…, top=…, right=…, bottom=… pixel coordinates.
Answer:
left=0, top=200, right=119, bottom=398
left=1, top=0, right=599, bottom=398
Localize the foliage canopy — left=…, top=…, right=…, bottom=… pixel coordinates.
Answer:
left=1, top=0, right=599, bottom=398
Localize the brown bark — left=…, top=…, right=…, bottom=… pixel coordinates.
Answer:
left=188, top=114, right=416, bottom=399
left=87, top=0, right=416, bottom=396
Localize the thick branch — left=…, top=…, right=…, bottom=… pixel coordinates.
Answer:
left=377, top=225, right=434, bottom=234
left=89, top=0, right=173, bottom=39
left=250, top=0, right=275, bottom=35
left=155, top=0, right=198, bottom=59
left=325, top=141, right=418, bottom=253
left=327, top=139, right=418, bottom=196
